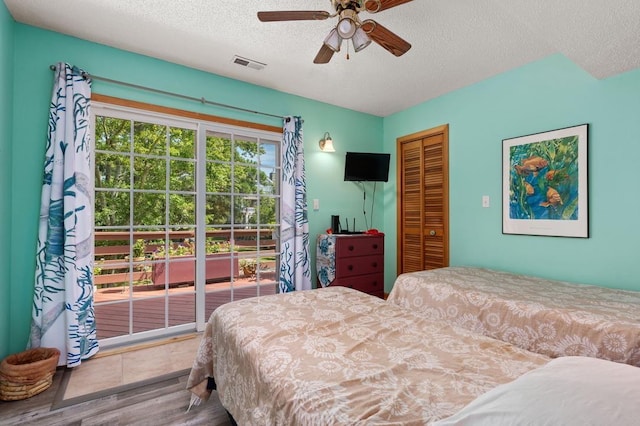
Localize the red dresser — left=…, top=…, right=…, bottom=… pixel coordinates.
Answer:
left=316, top=234, right=384, bottom=298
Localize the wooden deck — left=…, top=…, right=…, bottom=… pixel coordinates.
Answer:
left=94, top=279, right=277, bottom=340
left=91, top=229, right=279, bottom=341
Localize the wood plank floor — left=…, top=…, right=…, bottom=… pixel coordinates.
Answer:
left=0, top=367, right=233, bottom=425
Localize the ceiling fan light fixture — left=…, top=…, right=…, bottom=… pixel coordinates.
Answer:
left=323, top=27, right=342, bottom=52
left=337, top=17, right=356, bottom=38
left=352, top=27, right=372, bottom=52
left=336, top=8, right=359, bottom=39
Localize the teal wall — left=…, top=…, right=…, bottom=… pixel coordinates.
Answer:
left=5, top=17, right=640, bottom=360
left=383, top=54, right=640, bottom=291
left=5, top=24, right=382, bottom=359
left=0, top=1, right=14, bottom=360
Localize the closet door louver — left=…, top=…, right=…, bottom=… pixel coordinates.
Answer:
left=399, top=140, right=424, bottom=272
left=422, top=134, right=447, bottom=270
left=397, top=125, right=449, bottom=274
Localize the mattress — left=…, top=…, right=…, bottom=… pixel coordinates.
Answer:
left=388, top=266, right=640, bottom=366
left=187, top=286, right=549, bottom=425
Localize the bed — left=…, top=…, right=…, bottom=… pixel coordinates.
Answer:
left=187, top=286, right=550, bottom=424
left=388, top=266, right=640, bottom=366
left=187, top=285, right=640, bottom=424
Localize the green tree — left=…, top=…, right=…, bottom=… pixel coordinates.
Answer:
left=95, top=116, right=277, bottom=229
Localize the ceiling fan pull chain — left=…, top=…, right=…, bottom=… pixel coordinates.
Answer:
left=346, top=40, right=351, bottom=60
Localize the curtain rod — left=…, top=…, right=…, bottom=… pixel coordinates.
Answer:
left=49, top=64, right=287, bottom=121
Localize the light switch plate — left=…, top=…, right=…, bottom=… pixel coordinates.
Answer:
left=313, top=199, right=319, bottom=210
left=482, top=195, right=490, bottom=208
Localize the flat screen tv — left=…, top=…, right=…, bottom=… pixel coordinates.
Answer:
left=344, top=152, right=391, bottom=182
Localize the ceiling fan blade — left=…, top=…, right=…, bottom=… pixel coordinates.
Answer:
left=363, top=0, right=413, bottom=13
left=361, top=20, right=411, bottom=57
left=313, top=44, right=335, bottom=64
left=257, top=11, right=330, bottom=22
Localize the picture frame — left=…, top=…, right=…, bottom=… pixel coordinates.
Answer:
left=502, top=124, right=588, bottom=238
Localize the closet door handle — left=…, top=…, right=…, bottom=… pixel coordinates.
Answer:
left=429, top=230, right=436, bottom=236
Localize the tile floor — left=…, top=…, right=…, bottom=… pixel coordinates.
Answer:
left=63, top=333, right=202, bottom=399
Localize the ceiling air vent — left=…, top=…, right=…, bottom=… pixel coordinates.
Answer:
left=232, top=55, right=266, bottom=70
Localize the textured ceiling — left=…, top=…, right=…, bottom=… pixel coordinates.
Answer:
left=5, top=0, right=640, bottom=116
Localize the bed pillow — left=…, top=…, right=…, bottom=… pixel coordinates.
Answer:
left=433, top=356, right=640, bottom=426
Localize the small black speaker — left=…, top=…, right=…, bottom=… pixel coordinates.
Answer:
left=331, top=215, right=340, bottom=233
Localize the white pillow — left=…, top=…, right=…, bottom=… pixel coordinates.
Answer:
left=433, top=356, right=640, bottom=426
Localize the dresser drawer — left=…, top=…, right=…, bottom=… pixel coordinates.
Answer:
left=335, top=254, right=383, bottom=278
left=332, top=273, right=384, bottom=298
left=335, top=236, right=383, bottom=258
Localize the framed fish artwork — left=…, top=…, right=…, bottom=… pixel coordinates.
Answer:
left=502, top=124, right=589, bottom=238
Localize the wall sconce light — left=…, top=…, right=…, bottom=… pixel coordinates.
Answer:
left=319, top=132, right=335, bottom=152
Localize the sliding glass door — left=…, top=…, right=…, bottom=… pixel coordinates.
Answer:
left=200, top=127, right=280, bottom=324
left=92, top=103, right=281, bottom=347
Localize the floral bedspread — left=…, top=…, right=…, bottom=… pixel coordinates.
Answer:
left=186, top=286, right=548, bottom=425
left=388, top=266, right=640, bottom=366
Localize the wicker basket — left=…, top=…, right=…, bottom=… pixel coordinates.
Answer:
left=0, top=347, right=60, bottom=401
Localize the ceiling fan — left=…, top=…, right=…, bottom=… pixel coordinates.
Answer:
left=257, top=0, right=413, bottom=64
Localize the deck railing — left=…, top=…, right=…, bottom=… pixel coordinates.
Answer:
left=94, top=229, right=277, bottom=288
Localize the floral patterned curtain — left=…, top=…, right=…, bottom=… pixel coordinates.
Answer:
left=279, top=116, right=311, bottom=292
left=28, top=62, right=99, bottom=367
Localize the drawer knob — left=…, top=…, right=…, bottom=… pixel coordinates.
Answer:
left=347, top=265, right=353, bottom=271
left=348, top=245, right=354, bottom=251
left=372, top=244, right=378, bottom=249
left=372, top=262, right=378, bottom=268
